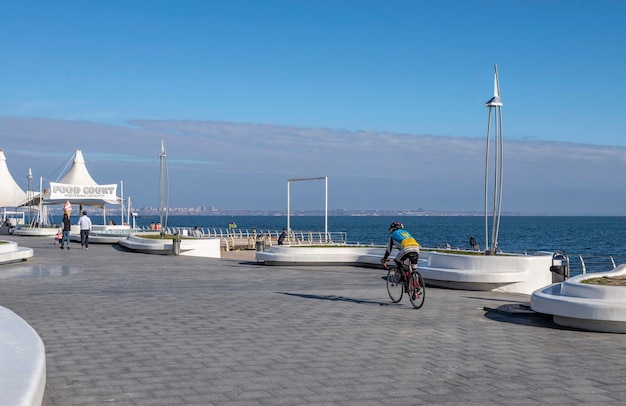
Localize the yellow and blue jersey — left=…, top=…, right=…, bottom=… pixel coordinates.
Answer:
left=387, top=229, right=420, bottom=253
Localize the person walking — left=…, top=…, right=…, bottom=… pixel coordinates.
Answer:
left=60, top=212, right=72, bottom=249
left=78, top=210, right=93, bottom=249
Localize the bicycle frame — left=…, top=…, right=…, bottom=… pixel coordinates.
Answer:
left=383, top=259, right=425, bottom=309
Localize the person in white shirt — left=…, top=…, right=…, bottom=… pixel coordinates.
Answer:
left=77, top=211, right=93, bottom=249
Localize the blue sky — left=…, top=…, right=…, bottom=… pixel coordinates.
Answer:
left=1, top=1, right=626, bottom=214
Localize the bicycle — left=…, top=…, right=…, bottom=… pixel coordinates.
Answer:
left=383, top=259, right=426, bottom=309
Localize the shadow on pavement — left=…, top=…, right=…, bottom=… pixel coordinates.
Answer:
left=483, top=303, right=568, bottom=330
left=277, top=291, right=394, bottom=307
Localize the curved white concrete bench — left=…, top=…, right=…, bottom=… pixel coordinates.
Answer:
left=118, top=233, right=221, bottom=258
left=0, top=240, right=34, bottom=264
left=0, top=306, right=46, bottom=406
left=257, top=245, right=386, bottom=265
left=531, top=265, right=626, bottom=333
left=256, top=246, right=554, bottom=295
left=419, top=251, right=553, bottom=293
left=422, top=251, right=531, bottom=282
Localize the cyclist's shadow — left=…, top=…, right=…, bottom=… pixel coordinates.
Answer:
left=276, top=291, right=395, bottom=307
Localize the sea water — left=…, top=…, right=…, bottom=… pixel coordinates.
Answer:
left=94, top=214, right=626, bottom=275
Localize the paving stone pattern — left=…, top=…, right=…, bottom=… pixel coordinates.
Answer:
left=1, top=236, right=626, bottom=405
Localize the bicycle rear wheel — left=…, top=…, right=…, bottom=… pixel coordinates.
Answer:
left=386, top=268, right=403, bottom=303
left=408, top=271, right=425, bottom=309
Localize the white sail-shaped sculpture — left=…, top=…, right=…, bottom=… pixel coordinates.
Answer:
left=57, top=150, right=99, bottom=186
left=0, top=149, right=27, bottom=208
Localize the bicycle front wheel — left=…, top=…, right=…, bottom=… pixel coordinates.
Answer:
left=408, top=271, right=426, bottom=309
left=386, top=268, right=403, bottom=303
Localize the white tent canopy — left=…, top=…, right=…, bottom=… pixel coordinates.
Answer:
left=0, top=149, right=27, bottom=208
left=45, top=150, right=121, bottom=207
left=58, top=149, right=99, bottom=185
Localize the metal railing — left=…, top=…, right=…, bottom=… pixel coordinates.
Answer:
left=571, top=255, right=623, bottom=276
left=156, top=227, right=348, bottom=250
left=417, top=247, right=626, bottom=278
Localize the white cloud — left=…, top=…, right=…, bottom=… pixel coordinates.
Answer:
left=1, top=116, right=625, bottom=214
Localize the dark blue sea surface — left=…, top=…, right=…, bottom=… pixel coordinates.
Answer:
left=96, top=214, right=626, bottom=274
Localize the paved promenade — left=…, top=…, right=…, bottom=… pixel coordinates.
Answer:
left=1, top=235, right=626, bottom=405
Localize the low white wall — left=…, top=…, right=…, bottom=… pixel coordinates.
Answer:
left=181, top=238, right=220, bottom=258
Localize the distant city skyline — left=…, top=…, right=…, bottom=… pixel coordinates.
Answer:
left=43, top=205, right=613, bottom=218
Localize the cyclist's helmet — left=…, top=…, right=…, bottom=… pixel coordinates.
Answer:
left=389, top=222, right=404, bottom=232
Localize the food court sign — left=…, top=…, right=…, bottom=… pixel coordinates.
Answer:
left=49, top=182, right=118, bottom=201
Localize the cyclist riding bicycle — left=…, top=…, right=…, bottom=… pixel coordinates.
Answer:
left=381, top=222, right=421, bottom=279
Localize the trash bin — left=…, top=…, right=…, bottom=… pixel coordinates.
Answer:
left=550, top=250, right=569, bottom=283
left=172, top=235, right=181, bottom=255
left=256, top=240, right=265, bottom=252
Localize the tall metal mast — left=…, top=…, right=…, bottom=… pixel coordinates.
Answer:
left=158, top=135, right=169, bottom=237
left=27, top=168, right=34, bottom=225
left=484, top=64, right=504, bottom=254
